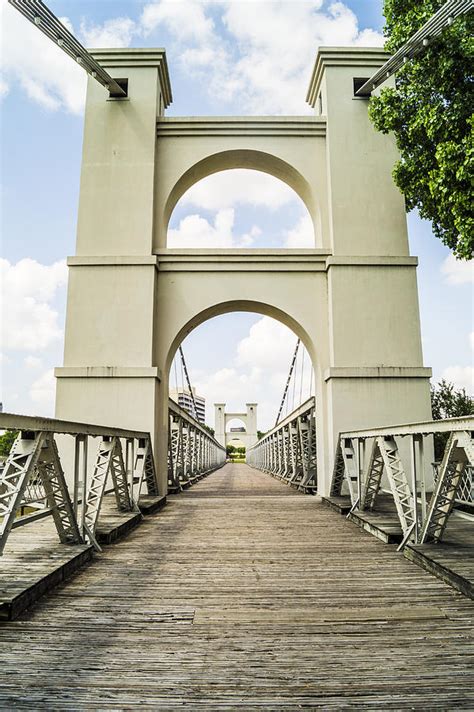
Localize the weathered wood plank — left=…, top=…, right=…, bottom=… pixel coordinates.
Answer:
left=0, top=464, right=473, bottom=709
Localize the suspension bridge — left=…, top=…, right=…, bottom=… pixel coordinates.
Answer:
left=1, top=0, right=473, bottom=708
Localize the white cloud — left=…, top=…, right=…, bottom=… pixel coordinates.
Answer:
left=285, top=214, right=315, bottom=247
left=237, top=317, right=296, bottom=372
left=0, top=258, right=68, bottom=351
left=2, top=1, right=383, bottom=114
left=0, top=75, right=9, bottom=99
left=441, top=254, right=474, bottom=285
left=189, top=316, right=314, bottom=430
left=0, top=1, right=86, bottom=114
left=168, top=208, right=261, bottom=248
left=141, top=0, right=214, bottom=41
left=30, top=369, right=56, bottom=413
left=441, top=366, right=474, bottom=394
left=24, top=355, right=43, bottom=369
left=80, top=17, right=136, bottom=48
left=168, top=0, right=384, bottom=113
left=181, top=170, right=299, bottom=212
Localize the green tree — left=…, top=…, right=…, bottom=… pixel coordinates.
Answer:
left=0, top=430, right=18, bottom=457
left=431, top=379, right=473, bottom=420
left=369, top=1, right=473, bottom=259
left=430, top=379, right=473, bottom=459
left=202, top=424, right=215, bottom=437
left=226, top=444, right=235, bottom=456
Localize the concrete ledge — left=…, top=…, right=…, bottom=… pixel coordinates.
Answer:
left=0, top=544, right=93, bottom=622
left=326, top=256, right=418, bottom=267
left=324, top=366, right=432, bottom=381
left=404, top=545, right=473, bottom=600
left=157, top=116, right=326, bottom=137
left=349, top=510, right=403, bottom=544
left=321, top=496, right=352, bottom=515
left=307, top=46, right=390, bottom=106
left=96, top=510, right=143, bottom=545
left=139, top=495, right=167, bottom=515
left=55, top=366, right=161, bottom=380
left=68, top=256, right=158, bottom=266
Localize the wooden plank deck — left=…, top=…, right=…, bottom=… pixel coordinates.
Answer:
left=323, top=494, right=474, bottom=597
left=1, top=464, right=473, bottom=709
left=0, top=495, right=157, bottom=620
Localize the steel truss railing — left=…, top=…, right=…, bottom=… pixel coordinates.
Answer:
left=330, top=417, right=474, bottom=546
left=0, top=403, right=225, bottom=553
left=247, top=397, right=317, bottom=492
left=0, top=413, right=161, bottom=555
left=168, top=400, right=226, bottom=492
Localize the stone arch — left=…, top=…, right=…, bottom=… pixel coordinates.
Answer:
left=225, top=417, right=247, bottom=433
left=165, top=299, right=318, bottom=377
left=163, top=150, right=321, bottom=246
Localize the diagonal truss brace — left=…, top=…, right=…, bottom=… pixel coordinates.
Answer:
left=377, top=436, right=414, bottom=535
left=341, top=439, right=359, bottom=505
left=0, top=431, right=82, bottom=555
left=420, top=430, right=474, bottom=543
left=360, top=439, right=385, bottom=510
left=133, top=438, right=159, bottom=498
left=330, top=439, right=346, bottom=497
left=84, top=436, right=132, bottom=534
left=36, top=434, right=82, bottom=545
left=0, top=432, right=45, bottom=555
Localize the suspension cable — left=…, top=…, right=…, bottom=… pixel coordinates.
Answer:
left=178, top=346, right=198, bottom=418
left=291, top=349, right=297, bottom=412
left=275, top=339, right=300, bottom=427
left=173, top=356, right=179, bottom=394
left=355, top=0, right=473, bottom=97
left=299, top=347, right=305, bottom=404
left=8, top=0, right=127, bottom=96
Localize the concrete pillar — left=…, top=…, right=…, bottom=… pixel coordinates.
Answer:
left=55, top=49, right=172, bottom=492
left=307, top=48, right=432, bottom=491
left=245, top=403, right=258, bottom=448
left=214, top=403, right=226, bottom=448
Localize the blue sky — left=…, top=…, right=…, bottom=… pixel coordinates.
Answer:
left=0, top=0, right=472, bottom=430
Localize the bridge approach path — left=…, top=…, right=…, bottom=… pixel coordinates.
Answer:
left=1, top=463, right=473, bottom=709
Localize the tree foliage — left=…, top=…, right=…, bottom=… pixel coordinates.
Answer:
left=430, top=379, right=473, bottom=420
left=430, top=379, right=473, bottom=460
left=369, top=1, right=474, bottom=259
left=0, top=430, right=18, bottom=458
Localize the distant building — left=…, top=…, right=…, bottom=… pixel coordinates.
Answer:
left=170, top=388, right=206, bottom=424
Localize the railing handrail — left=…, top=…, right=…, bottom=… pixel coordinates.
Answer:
left=168, top=398, right=225, bottom=449
left=0, top=400, right=226, bottom=450
left=248, top=396, right=316, bottom=450
left=339, top=415, right=474, bottom=440
left=0, top=412, right=150, bottom=440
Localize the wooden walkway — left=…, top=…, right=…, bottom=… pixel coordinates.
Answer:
left=1, top=464, right=473, bottom=709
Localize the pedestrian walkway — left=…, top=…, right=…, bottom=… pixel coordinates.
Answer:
left=1, top=464, right=473, bottom=709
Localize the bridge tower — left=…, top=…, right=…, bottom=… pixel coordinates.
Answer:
left=55, top=46, right=432, bottom=496
left=214, top=403, right=258, bottom=449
